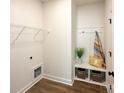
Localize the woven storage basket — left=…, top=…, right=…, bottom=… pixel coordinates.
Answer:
left=90, top=71, right=105, bottom=83
left=76, top=68, right=87, bottom=79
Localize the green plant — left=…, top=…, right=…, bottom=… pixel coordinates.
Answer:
left=76, top=48, right=84, bottom=59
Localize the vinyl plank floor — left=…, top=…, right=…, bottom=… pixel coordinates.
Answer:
left=26, top=78, right=107, bottom=93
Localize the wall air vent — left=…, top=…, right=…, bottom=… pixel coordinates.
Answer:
left=33, top=65, right=42, bottom=79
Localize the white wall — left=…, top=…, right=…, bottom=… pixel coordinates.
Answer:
left=77, top=1, right=105, bottom=28
left=11, top=0, right=43, bottom=28
left=43, top=0, right=72, bottom=83
left=10, top=0, right=43, bottom=93
left=76, top=1, right=105, bottom=63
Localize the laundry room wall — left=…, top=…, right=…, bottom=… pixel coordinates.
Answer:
left=42, top=0, right=72, bottom=84
left=10, top=0, right=44, bottom=93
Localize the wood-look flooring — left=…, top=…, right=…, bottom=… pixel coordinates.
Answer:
left=26, top=78, right=107, bottom=93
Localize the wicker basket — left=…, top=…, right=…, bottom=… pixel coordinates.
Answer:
left=76, top=68, right=87, bottom=79
left=90, top=70, right=105, bottom=83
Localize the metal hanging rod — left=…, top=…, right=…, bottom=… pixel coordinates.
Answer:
left=11, top=24, right=50, bottom=31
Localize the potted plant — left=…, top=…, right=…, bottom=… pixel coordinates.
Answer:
left=76, top=48, right=84, bottom=64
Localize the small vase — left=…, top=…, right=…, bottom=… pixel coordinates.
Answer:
left=78, top=58, right=82, bottom=64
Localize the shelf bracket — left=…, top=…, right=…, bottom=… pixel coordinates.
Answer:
left=33, top=29, right=42, bottom=41
left=11, top=26, right=25, bottom=45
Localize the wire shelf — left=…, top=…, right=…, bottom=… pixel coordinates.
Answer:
left=10, top=24, right=50, bottom=45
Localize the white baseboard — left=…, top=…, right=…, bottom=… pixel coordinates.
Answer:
left=43, top=74, right=73, bottom=86
left=17, top=75, right=43, bottom=93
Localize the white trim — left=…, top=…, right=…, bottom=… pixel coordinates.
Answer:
left=71, top=78, right=75, bottom=86
left=43, top=74, right=73, bottom=86
left=106, top=83, right=114, bottom=93
left=17, top=75, right=42, bottom=93
left=75, top=63, right=107, bottom=72
left=106, top=84, right=110, bottom=93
